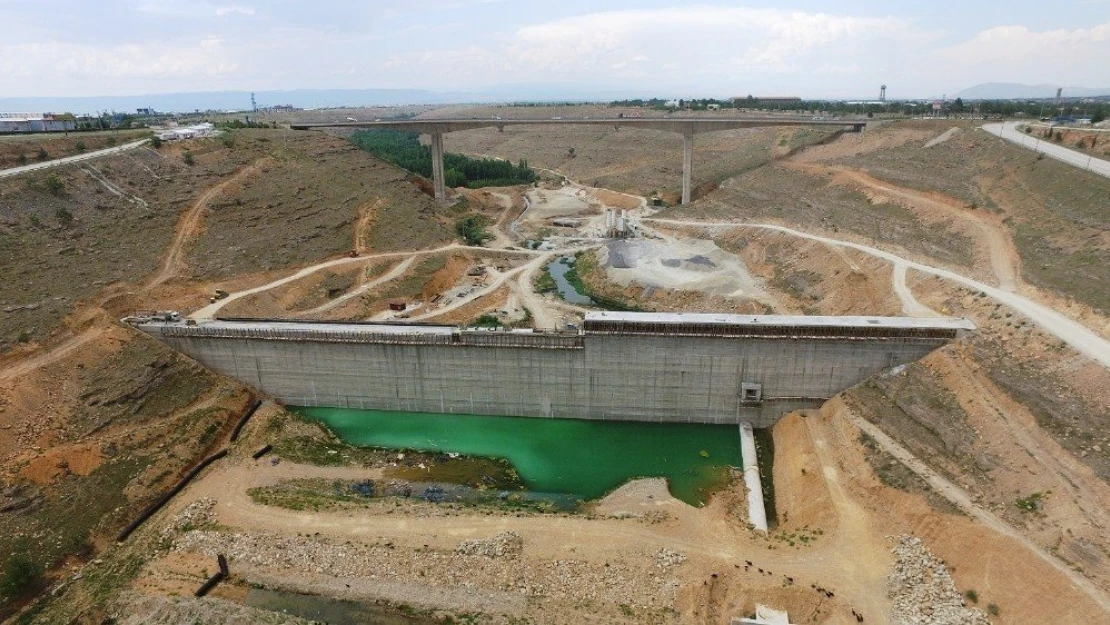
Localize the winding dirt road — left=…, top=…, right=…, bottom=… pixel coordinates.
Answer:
left=648, top=218, right=1110, bottom=369
left=148, top=159, right=269, bottom=288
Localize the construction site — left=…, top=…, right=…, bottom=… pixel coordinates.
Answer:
left=1, top=104, right=1109, bottom=625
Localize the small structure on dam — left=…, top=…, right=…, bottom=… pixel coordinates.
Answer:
left=127, top=312, right=972, bottom=428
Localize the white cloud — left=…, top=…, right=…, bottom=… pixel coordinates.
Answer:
left=1, top=38, right=238, bottom=93
left=376, top=6, right=936, bottom=94
left=216, top=5, right=256, bottom=17
left=923, top=22, right=1110, bottom=89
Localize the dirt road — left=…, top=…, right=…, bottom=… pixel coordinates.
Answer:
left=0, top=329, right=99, bottom=383
left=790, top=163, right=1020, bottom=291
left=0, top=139, right=149, bottom=179
left=892, top=263, right=938, bottom=317
left=647, top=218, right=1110, bottom=369
left=148, top=159, right=269, bottom=288
left=301, top=257, right=415, bottom=316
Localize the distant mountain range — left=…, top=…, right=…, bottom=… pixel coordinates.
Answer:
left=6, top=83, right=1109, bottom=114
left=955, top=83, right=1110, bottom=100
left=0, top=86, right=661, bottom=115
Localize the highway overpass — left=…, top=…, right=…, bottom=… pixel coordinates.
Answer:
left=290, top=117, right=867, bottom=204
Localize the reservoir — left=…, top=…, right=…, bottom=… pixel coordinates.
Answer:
left=293, top=407, right=743, bottom=506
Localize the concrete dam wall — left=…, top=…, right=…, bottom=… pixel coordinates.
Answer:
left=132, top=312, right=973, bottom=428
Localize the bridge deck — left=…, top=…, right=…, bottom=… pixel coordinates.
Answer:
left=290, top=117, right=866, bottom=135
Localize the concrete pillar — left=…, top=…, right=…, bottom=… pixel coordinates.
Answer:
left=430, top=131, right=446, bottom=202
left=681, top=130, right=693, bottom=205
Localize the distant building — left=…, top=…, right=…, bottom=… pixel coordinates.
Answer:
left=731, top=96, right=802, bottom=106
left=0, top=112, right=76, bottom=133
left=136, top=108, right=155, bottom=116
left=706, top=103, right=721, bottom=110
left=157, top=122, right=216, bottom=141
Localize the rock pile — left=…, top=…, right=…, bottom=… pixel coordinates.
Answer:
left=655, top=548, right=687, bottom=569
left=456, top=531, right=523, bottom=559
left=887, top=535, right=989, bottom=625
left=164, top=498, right=216, bottom=541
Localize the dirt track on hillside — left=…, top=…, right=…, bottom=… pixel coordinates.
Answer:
left=148, top=158, right=269, bottom=288
left=788, top=162, right=1020, bottom=290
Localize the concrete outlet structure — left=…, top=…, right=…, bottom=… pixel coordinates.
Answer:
left=131, top=312, right=971, bottom=428
left=291, top=117, right=866, bottom=204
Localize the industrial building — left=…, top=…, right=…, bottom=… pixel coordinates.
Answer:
left=130, top=311, right=973, bottom=428
left=0, top=112, right=76, bottom=133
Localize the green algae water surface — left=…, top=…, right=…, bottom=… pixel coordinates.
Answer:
left=292, top=407, right=743, bottom=506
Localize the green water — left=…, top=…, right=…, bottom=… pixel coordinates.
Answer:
left=292, top=407, right=743, bottom=506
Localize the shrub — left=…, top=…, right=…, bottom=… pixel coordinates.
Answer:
left=0, top=546, right=42, bottom=602
left=182, top=151, right=195, bottom=166
left=149, top=135, right=163, bottom=148
left=36, top=147, right=49, bottom=161
left=74, top=140, right=87, bottom=153
left=1014, top=492, right=1044, bottom=512
left=965, top=589, right=979, bottom=603
left=44, top=174, right=64, bottom=196
left=17, top=154, right=28, bottom=165
left=55, top=207, right=74, bottom=224
left=455, top=214, right=491, bottom=246
left=472, top=314, right=502, bottom=328
left=105, top=136, right=117, bottom=147
left=987, top=603, right=1000, bottom=616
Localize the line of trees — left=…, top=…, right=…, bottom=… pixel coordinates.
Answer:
left=349, top=129, right=537, bottom=188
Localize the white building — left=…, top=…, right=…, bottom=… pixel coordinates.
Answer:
left=157, top=122, right=216, bottom=141
left=0, top=112, right=76, bottom=133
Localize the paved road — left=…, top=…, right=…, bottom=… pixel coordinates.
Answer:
left=0, top=138, right=149, bottom=179
left=648, top=218, right=1110, bottom=369
left=983, top=122, right=1110, bottom=178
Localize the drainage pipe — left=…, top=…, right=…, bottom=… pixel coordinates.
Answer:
left=739, top=422, right=768, bottom=532
left=116, top=449, right=228, bottom=541
left=230, top=398, right=263, bottom=442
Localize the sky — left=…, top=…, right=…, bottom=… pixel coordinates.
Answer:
left=2, top=0, right=1109, bottom=99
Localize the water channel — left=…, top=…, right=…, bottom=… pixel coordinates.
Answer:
left=293, top=407, right=743, bottom=506
left=545, top=257, right=594, bottom=305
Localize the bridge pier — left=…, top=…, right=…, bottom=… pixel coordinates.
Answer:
left=681, top=130, right=694, bottom=205
left=430, top=131, right=446, bottom=202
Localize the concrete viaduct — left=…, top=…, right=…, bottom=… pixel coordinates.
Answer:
left=290, top=117, right=866, bottom=204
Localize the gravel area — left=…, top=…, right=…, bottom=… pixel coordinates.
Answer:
left=175, top=528, right=681, bottom=611
left=887, top=535, right=989, bottom=625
